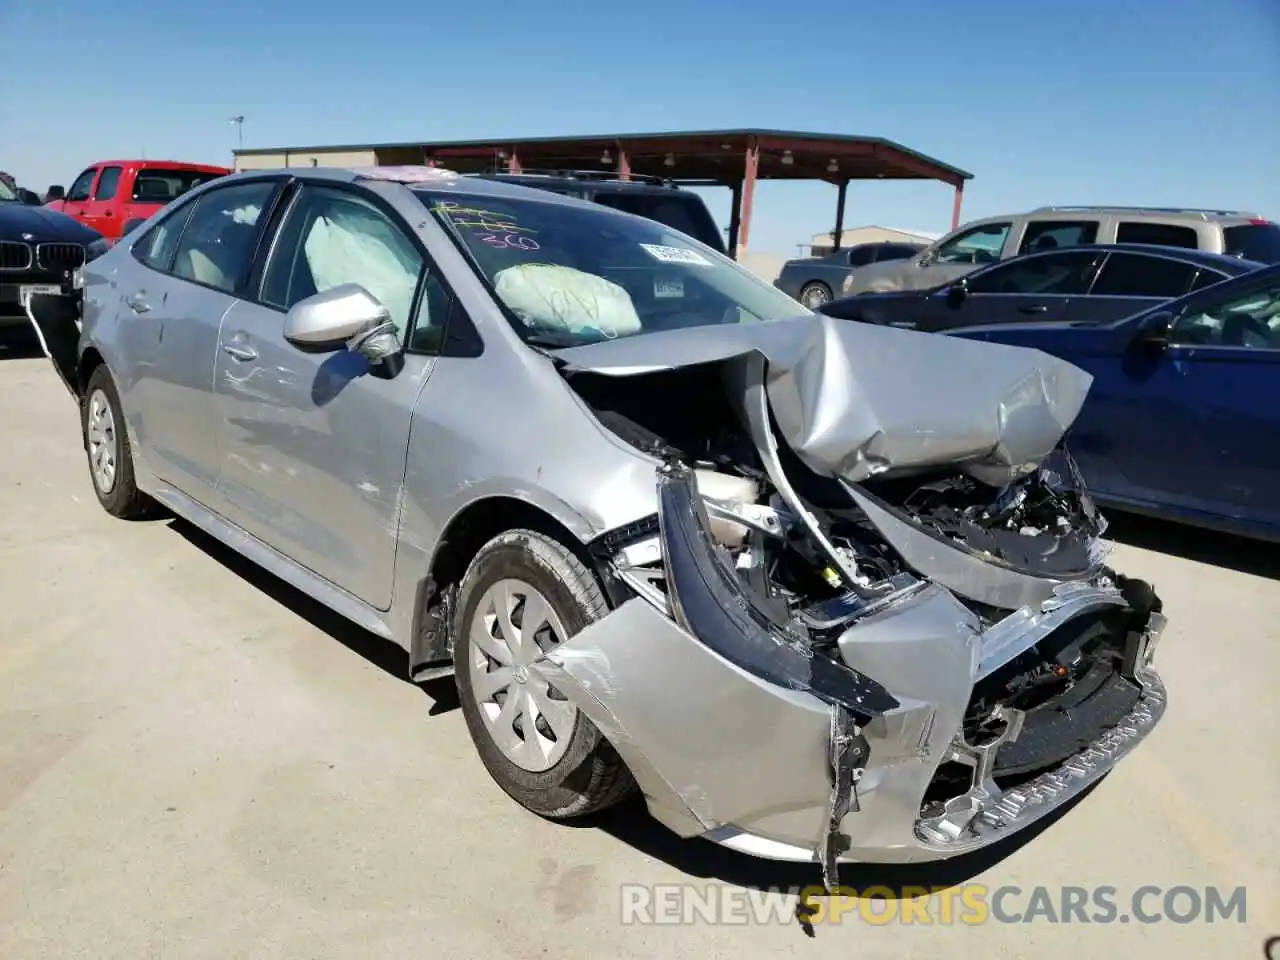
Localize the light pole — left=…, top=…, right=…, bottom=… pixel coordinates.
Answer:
left=228, top=115, right=244, bottom=163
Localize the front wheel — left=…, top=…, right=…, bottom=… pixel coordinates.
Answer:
left=452, top=529, right=636, bottom=819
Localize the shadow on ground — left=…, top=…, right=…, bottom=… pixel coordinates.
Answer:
left=573, top=785, right=1096, bottom=900
left=0, top=328, right=44, bottom=361
left=1104, top=509, right=1280, bottom=580
left=162, top=507, right=1101, bottom=900
left=166, top=517, right=459, bottom=715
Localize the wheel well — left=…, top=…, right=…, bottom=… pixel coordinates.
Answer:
left=77, top=348, right=104, bottom=397
left=411, top=497, right=606, bottom=668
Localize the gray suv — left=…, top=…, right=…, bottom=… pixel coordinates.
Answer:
left=842, top=206, right=1280, bottom=295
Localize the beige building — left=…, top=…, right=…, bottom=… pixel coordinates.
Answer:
left=807, top=225, right=940, bottom=256
left=234, top=147, right=377, bottom=171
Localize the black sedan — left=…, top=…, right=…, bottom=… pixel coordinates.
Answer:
left=1, top=180, right=106, bottom=329
left=818, top=244, right=1263, bottom=332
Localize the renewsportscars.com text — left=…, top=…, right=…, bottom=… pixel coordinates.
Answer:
left=619, top=883, right=1248, bottom=927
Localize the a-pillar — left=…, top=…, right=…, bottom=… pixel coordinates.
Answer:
left=727, top=180, right=743, bottom=259
left=832, top=180, right=848, bottom=251
left=735, top=139, right=760, bottom=257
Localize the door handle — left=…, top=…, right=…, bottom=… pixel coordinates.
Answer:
left=125, top=292, right=150, bottom=313
left=222, top=343, right=258, bottom=362
left=1018, top=304, right=1049, bottom=314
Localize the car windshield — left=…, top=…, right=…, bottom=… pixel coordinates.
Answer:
left=0, top=178, right=17, bottom=202
left=418, top=190, right=809, bottom=347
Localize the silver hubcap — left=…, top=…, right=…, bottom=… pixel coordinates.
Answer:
left=467, top=579, right=577, bottom=772
left=802, top=285, right=830, bottom=308
left=86, top=389, right=118, bottom=494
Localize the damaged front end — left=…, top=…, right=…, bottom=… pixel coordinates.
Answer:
left=531, top=316, right=1167, bottom=876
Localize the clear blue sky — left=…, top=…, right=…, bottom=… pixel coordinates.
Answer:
left=2, top=0, right=1276, bottom=251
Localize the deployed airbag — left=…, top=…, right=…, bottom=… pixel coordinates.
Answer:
left=495, top=263, right=642, bottom=338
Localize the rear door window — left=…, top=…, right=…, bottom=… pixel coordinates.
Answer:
left=1018, top=220, right=1100, bottom=254
left=171, top=181, right=277, bottom=294
left=846, top=246, right=876, bottom=267
left=966, top=250, right=1100, bottom=295
left=1222, top=223, right=1280, bottom=264
left=1189, top=269, right=1230, bottom=292
left=875, top=244, right=923, bottom=262
left=1115, top=221, right=1200, bottom=249
left=133, top=196, right=200, bottom=272
left=1089, top=252, right=1198, bottom=297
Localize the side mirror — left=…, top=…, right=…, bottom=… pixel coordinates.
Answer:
left=283, top=283, right=403, bottom=366
left=945, top=279, right=969, bottom=308
left=1132, top=310, right=1173, bottom=350
left=45, top=185, right=65, bottom=202
left=19, top=188, right=42, bottom=205
left=121, top=218, right=146, bottom=238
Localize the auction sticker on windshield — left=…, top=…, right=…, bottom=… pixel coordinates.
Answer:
left=654, top=277, right=684, bottom=298
left=640, top=243, right=713, bottom=267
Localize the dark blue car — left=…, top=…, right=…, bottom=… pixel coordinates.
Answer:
left=951, top=263, right=1280, bottom=541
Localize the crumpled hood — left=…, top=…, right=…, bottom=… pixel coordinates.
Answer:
left=554, top=313, right=1093, bottom=485
left=0, top=204, right=101, bottom=242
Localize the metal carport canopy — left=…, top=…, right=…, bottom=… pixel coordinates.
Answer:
left=235, top=129, right=974, bottom=258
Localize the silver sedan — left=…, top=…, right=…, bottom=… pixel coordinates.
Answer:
left=26, top=167, right=1166, bottom=880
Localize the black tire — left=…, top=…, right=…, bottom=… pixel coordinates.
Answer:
left=452, top=529, right=636, bottom=819
left=81, top=365, right=151, bottom=519
left=799, top=281, right=833, bottom=309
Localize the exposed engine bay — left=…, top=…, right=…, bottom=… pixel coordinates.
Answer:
left=550, top=334, right=1166, bottom=880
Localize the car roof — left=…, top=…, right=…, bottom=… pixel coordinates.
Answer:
left=89, top=159, right=232, bottom=173
left=214, top=165, right=650, bottom=213
left=955, top=208, right=1271, bottom=232
left=474, top=172, right=691, bottom=195
left=1043, top=243, right=1264, bottom=273
left=1027, top=205, right=1265, bottom=224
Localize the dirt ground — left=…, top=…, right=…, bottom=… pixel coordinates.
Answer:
left=1, top=339, right=1276, bottom=959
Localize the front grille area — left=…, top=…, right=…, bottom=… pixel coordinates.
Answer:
left=35, top=243, right=85, bottom=274
left=0, top=241, right=33, bottom=271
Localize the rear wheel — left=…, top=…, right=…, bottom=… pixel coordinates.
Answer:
left=453, top=529, right=635, bottom=819
left=81, top=365, right=150, bottom=518
left=799, top=281, right=833, bottom=309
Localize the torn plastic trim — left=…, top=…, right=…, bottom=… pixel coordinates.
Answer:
left=656, top=459, right=900, bottom=724
left=822, top=706, right=868, bottom=889
left=915, top=649, right=1166, bottom=853
left=841, top=481, right=1098, bottom=610
left=974, top=579, right=1128, bottom=681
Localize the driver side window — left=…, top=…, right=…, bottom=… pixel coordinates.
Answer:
left=261, top=185, right=425, bottom=340
left=66, top=168, right=97, bottom=202
left=934, top=222, right=1012, bottom=265
left=1171, top=284, right=1280, bottom=350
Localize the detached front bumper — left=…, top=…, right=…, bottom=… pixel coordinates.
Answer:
left=531, top=464, right=1167, bottom=873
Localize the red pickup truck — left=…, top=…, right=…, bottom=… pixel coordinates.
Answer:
left=45, top=159, right=230, bottom=241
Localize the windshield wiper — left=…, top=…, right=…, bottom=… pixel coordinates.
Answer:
left=522, top=331, right=584, bottom=349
